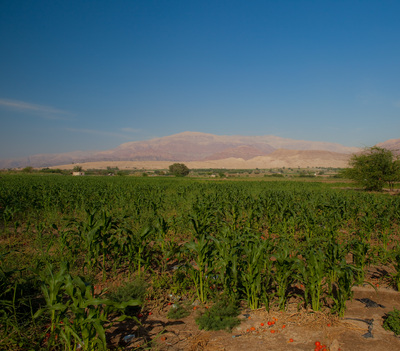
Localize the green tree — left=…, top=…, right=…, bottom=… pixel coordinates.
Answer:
left=73, top=165, right=83, bottom=172
left=169, top=163, right=190, bottom=177
left=21, top=166, right=34, bottom=173
left=345, top=147, right=400, bottom=191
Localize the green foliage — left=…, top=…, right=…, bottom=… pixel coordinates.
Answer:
left=265, top=173, right=284, bottom=178
left=0, top=253, right=37, bottom=350
left=169, top=163, right=190, bottom=177
left=390, top=246, right=400, bottom=291
left=185, top=233, right=213, bottom=303
left=195, top=300, right=240, bottom=331
left=345, top=147, right=400, bottom=191
left=241, top=236, right=273, bottom=310
left=349, top=239, right=371, bottom=285
left=34, top=262, right=141, bottom=350
left=65, top=208, right=120, bottom=281
left=167, top=302, right=190, bottom=319
left=2, top=174, right=400, bottom=347
left=299, top=171, right=316, bottom=178
left=108, top=279, right=147, bottom=315
left=73, top=165, right=83, bottom=172
left=274, top=244, right=297, bottom=310
left=330, top=264, right=357, bottom=317
left=41, top=167, right=64, bottom=174
left=383, top=308, right=400, bottom=335
left=21, top=166, right=33, bottom=173
left=110, top=279, right=147, bottom=303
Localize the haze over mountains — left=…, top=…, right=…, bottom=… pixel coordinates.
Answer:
left=0, top=131, right=398, bottom=170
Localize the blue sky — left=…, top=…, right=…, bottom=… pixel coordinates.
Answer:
left=1, top=0, right=399, bottom=159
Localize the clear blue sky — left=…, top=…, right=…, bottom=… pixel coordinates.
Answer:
left=1, top=0, right=399, bottom=159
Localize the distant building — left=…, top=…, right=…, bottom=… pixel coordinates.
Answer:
left=72, top=172, right=85, bottom=176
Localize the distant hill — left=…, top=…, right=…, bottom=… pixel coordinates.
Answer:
left=376, top=139, right=400, bottom=154
left=0, top=131, right=370, bottom=169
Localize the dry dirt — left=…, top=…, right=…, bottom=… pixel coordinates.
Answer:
left=50, top=152, right=350, bottom=172
left=108, top=282, right=400, bottom=351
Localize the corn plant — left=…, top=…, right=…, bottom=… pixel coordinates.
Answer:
left=329, top=263, right=358, bottom=317
left=211, top=227, right=241, bottom=298
left=35, top=261, right=70, bottom=339
left=0, top=252, right=26, bottom=347
left=349, top=239, right=371, bottom=285
left=153, top=215, right=179, bottom=271
left=324, top=238, right=347, bottom=294
left=1, top=205, right=16, bottom=237
left=185, top=233, right=214, bottom=303
left=223, top=202, right=243, bottom=231
left=112, top=223, right=153, bottom=276
left=65, top=209, right=120, bottom=280
left=241, top=235, right=273, bottom=310
left=297, top=247, right=327, bottom=312
left=184, top=204, right=217, bottom=303
left=273, top=243, right=297, bottom=311
left=96, top=211, right=119, bottom=281
left=34, top=262, right=140, bottom=350
left=390, top=246, right=400, bottom=291
left=134, top=226, right=153, bottom=276
left=66, top=209, right=101, bottom=273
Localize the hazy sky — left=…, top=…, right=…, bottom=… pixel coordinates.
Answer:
left=1, top=0, right=399, bottom=159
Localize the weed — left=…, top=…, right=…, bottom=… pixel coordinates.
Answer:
left=167, top=302, right=190, bottom=319
left=108, top=279, right=147, bottom=316
left=383, top=308, right=400, bottom=335
left=195, top=300, right=240, bottom=331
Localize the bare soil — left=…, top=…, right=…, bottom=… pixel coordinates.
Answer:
left=49, top=152, right=350, bottom=171
left=108, top=279, right=400, bottom=350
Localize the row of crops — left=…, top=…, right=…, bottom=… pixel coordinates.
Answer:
left=1, top=174, right=400, bottom=349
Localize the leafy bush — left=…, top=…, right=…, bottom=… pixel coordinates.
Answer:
left=383, top=308, right=400, bottom=335
left=195, top=300, right=240, bottom=331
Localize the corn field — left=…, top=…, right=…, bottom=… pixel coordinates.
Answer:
left=1, top=174, right=400, bottom=350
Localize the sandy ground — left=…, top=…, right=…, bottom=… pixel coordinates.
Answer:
left=106, top=263, right=400, bottom=351
left=108, top=284, right=400, bottom=351
left=51, top=155, right=350, bottom=171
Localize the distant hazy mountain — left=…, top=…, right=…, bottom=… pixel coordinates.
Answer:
left=0, top=131, right=370, bottom=169
left=376, top=139, right=400, bottom=153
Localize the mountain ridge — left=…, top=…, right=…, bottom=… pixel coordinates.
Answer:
left=0, top=131, right=396, bottom=169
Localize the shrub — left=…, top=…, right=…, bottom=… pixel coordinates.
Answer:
left=167, top=302, right=190, bottom=319
left=108, top=279, right=147, bottom=315
left=195, top=300, right=240, bottom=331
left=383, top=308, right=400, bottom=335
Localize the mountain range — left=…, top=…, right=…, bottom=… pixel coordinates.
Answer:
left=1, top=131, right=398, bottom=169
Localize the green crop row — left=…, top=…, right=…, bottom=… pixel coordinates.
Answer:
left=1, top=174, right=400, bottom=349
